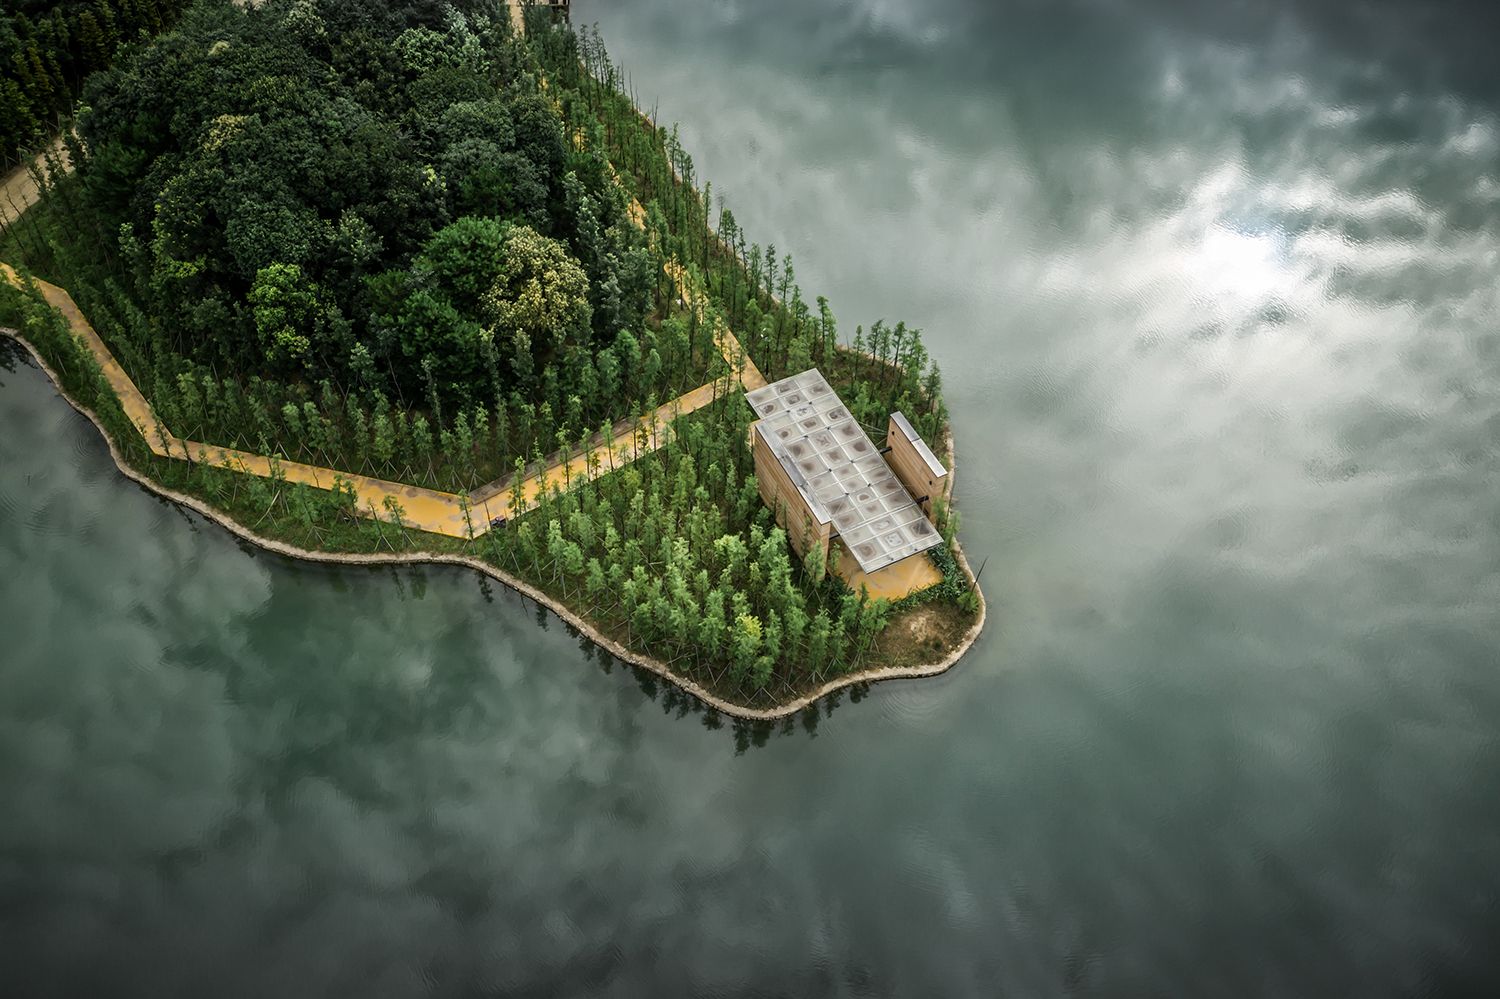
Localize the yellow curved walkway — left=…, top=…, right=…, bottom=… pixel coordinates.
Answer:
left=664, top=255, right=768, bottom=392
left=1, top=262, right=762, bottom=538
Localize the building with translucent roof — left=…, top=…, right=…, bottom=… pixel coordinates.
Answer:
left=745, top=369, right=946, bottom=577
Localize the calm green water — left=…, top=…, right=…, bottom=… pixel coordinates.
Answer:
left=4, top=0, right=1500, bottom=994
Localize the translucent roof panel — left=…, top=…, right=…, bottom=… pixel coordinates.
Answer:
left=748, top=368, right=942, bottom=574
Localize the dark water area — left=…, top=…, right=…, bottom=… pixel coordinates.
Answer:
left=4, top=0, right=1500, bottom=994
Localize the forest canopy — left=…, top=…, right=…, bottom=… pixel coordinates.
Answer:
left=1, top=1, right=197, bottom=162
left=74, top=0, right=652, bottom=410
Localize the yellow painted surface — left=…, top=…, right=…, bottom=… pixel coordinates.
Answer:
left=469, top=373, right=741, bottom=518
left=2, top=263, right=170, bottom=454
left=716, top=324, right=767, bottom=390
left=192, top=444, right=478, bottom=537
left=662, top=255, right=769, bottom=391
left=830, top=537, right=943, bottom=602
left=1, top=265, right=757, bottom=540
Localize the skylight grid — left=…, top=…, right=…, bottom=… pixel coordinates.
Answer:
left=746, top=370, right=942, bottom=574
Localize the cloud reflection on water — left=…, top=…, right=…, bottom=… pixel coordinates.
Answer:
left=1, top=0, right=1499, bottom=993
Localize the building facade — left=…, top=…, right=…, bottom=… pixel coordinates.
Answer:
left=745, top=370, right=944, bottom=578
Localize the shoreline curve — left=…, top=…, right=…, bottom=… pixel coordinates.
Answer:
left=2, top=326, right=986, bottom=722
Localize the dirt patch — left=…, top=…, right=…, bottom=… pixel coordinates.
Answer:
left=873, top=601, right=974, bottom=670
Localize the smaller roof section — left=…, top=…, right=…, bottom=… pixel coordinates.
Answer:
left=889, top=411, right=946, bottom=479
left=746, top=370, right=942, bottom=575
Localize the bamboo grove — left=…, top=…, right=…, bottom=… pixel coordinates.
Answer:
left=2, top=1, right=195, bottom=164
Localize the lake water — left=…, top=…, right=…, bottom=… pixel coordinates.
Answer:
left=3, top=0, right=1499, bottom=994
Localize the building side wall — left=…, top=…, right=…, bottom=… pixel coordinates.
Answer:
left=752, top=428, right=831, bottom=567
left=886, top=415, right=948, bottom=521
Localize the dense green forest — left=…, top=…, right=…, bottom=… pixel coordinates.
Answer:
left=2, top=0, right=195, bottom=163
left=78, top=0, right=661, bottom=423
left=0, top=0, right=972, bottom=707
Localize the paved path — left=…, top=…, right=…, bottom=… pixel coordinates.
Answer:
left=663, top=256, right=768, bottom=391
left=468, top=372, right=738, bottom=506
left=1, top=138, right=70, bottom=227
left=1, top=263, right=481, bottom=535
left=0, top=259, right=761, bottom=538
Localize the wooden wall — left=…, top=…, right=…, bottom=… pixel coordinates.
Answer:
left=886, top=413, right=948, bottom=521
left=752, top=425, right=832, bottom=569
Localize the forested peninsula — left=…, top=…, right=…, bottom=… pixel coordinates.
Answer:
left=0, top=0, right=983, bottom=717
